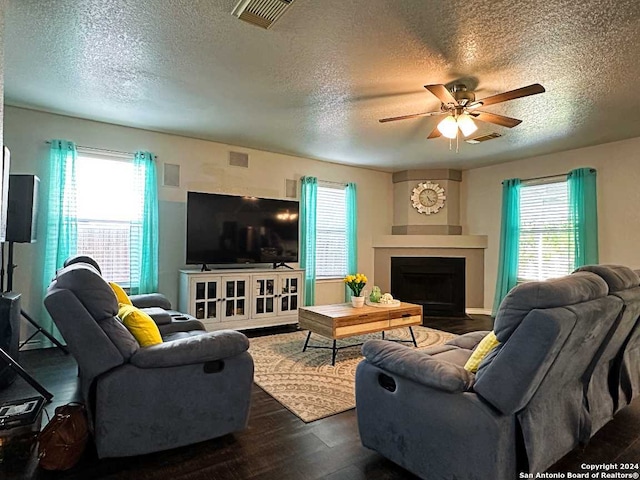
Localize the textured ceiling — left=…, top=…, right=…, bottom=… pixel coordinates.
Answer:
left=4, top=0, right=640, bottom=171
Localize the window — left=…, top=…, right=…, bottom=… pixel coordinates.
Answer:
left=518, top=180, right=574, bottom=282
left=75, top=151, right=143, bottom=287
left=315, top=184, right=347, bottom=278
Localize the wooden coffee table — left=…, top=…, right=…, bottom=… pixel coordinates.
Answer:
left=298, top=302, right=423, bottom=365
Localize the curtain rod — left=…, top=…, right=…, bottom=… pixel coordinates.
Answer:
left=44, top=141, right=156, bottom=158
left=319, top=179, right=348, bottom=187
left=502, top=168, right=596, bottom=184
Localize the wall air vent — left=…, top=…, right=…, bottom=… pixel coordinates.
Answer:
left=229, top=151, right=249, bottom=168
left=232, top=0, right=295, bottom=29
left=163, top=163, right=180, bottom=187
left=285, top=179, right=297, bottom=198
left=465, top=133, right=502, bottom=144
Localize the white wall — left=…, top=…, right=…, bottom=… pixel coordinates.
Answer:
left=4, top=106, right=393, bottom=326
left=462, top=136, right=640, bottom=309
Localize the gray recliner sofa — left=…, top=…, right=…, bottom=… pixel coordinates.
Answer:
left=44, top=260, right=254, bottom=458
left=574, top=265, right=640, bottom=434
left=356, top=270, right=633, bottom=479
left=62, top=255, right=204, bottom=340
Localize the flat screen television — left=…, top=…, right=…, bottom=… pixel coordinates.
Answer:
left=186, top=192, right=299, bottom=267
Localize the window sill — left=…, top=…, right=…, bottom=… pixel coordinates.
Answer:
left=316, top=277, right=345, bottom=284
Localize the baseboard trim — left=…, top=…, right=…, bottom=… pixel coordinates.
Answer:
left=466, top=308, right=492, bottom=316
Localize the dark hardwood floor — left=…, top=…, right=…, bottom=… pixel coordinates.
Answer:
left=422, top=314, right=494, bottom=334
left=1, top=316, right=639, bottom=479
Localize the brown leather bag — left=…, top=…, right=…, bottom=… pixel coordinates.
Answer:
left=38, top=403, right=89, bottom=471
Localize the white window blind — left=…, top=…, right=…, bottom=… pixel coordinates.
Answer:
left=315, top=184, right=347, bottom=278
left=76, top=152, right=142, bottom=286
left=518, top=180, right=574, bottom=282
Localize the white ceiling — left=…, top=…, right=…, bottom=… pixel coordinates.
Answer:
left=4, top=0, right=640, bottom=171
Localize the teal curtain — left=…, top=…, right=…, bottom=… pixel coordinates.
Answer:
left=42, top=140, right=78, bottom=340
left=345, top=182, right=358, bottom=301
left=568, top=167, right=599, bottom=268
left=492, top=178, right=521, bottom=316
left=131, top=151, right=159, bottom=294
left=300, top=177, right=317, bottom=306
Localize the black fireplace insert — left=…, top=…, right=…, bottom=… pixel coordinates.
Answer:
left=391, top=257, right=466, bottom=317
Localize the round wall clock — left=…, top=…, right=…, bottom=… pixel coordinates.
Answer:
left=411, top=182, right=446, bottom=215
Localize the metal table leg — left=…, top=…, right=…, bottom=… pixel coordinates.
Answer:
left=331, top=340, right=337, bottom=366
left=381, top=327, right=419, bottom=348
left=409, top=326, right=418, bottom=347
left=302, top=331, right=312, bottom=352
left=302, top=333, right=363, bottom=366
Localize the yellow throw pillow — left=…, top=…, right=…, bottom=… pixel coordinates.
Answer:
left=110, top=282, right=133, bottom=306
left=464, top=331, right=500, bottom=373
left=117, top=303, right=163, bottom=347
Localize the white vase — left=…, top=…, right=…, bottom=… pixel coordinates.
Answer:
left=351, top=296, right=365, bottom=308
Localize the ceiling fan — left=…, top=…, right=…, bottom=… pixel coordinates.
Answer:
left=379, top=83, right=545, bottom=140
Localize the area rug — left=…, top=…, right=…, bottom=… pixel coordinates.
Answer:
left=249, top=326, right=456, bottom=423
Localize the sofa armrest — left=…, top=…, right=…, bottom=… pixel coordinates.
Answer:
left=362, top=340, right=474, bottom=393
left=445, top=331, right=490, bottom=350
left=140, top=307, right=172, bottom=326
left=130, top=293, right=172, bottom=310
left=158, top=319, right=206, bottom=335
left=130, top=330, right=249, bottom=368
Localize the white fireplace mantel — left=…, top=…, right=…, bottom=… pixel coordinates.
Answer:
left=372, top=235, right=488, bottom=250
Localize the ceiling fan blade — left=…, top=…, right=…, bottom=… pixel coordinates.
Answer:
left=472, top=83, right=545, bottom=108
left=379, top=111, right=445, bottom=123
left=472, top=111, right=522, bottom=128
left=424, top=84, right=458, bottom=105
left=427, top=125, right=442, bottom=139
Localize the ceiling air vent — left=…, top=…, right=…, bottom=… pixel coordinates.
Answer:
left=465, top=132, right=503, bottom=144
left=232, top=0, right=295, bottom=29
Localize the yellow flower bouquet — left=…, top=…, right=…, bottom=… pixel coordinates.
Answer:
left=344, top=273, right=368, bottom=297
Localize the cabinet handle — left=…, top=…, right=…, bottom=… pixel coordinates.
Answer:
left=402, top=313, right=411, bottom=318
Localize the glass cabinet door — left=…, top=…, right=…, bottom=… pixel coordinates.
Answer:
left=194, top=280, right=206, bottom=319
left=192, top=277, right=221, bottom=322
left=252, top=276, right=277, bottom=318
left=222, top=276, right=249, bottom=321
left=279, top=274, right=302, bottom=314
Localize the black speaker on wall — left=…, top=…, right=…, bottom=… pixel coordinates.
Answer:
left=6, top=174, right=39, bottom=243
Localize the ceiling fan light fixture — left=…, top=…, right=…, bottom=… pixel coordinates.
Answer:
left=457, top=114, right=478, bottom=137
left=437, top=115, right=458, bottom=139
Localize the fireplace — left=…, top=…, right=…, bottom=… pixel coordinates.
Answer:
left=391, top=257, right=466, bottom=317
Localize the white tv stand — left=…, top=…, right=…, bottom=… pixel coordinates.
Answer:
left=178, top=268, right=304, bottom=331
